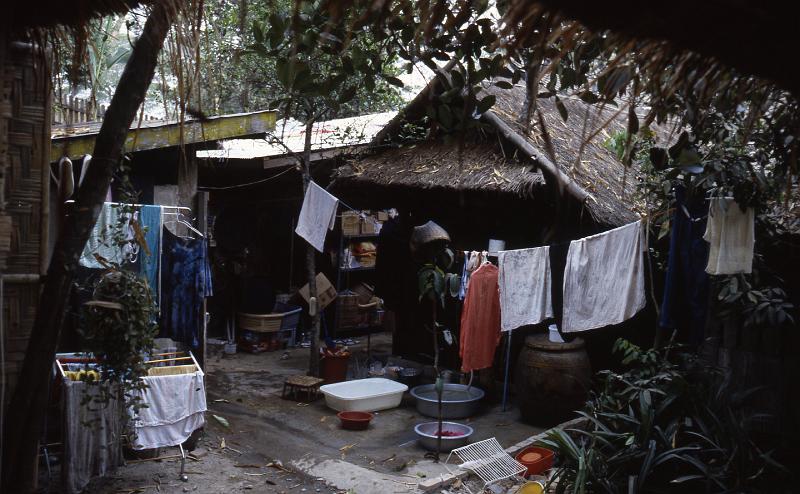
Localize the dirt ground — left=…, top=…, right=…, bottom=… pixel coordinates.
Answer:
left=69, top=332, right=543, bottom=493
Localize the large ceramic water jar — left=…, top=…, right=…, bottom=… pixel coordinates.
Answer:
left=515, top=333, right=591, bottom=426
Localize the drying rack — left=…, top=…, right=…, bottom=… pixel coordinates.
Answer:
left=56, top=351, right=204, bottom=483
left=445, top=438, right=527, bottom=493
left=140, top=351, right=203, bottom=482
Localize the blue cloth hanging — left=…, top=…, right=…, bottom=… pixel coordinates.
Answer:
left=160, top=227, right=213, bottom=350
left=659, top=184, right=709, bottom=346
left=138, top=205, right=162, bottom=306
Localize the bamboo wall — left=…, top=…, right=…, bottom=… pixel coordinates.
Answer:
left=0, top=40, right=50, bottom=407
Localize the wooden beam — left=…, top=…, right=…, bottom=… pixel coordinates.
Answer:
left=482, top=110, right=592, bottom=204
left=51, top=110, right=277, bottom=161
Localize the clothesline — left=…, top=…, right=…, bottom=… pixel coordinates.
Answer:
left=105, top=201, right=192, bottom=212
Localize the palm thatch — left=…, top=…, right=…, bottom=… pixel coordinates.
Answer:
left=500, top=0, right=800, bottom=97
left=336, top=138, right=545, bottom=196
left=485, top=82, right=665, bottom=226
left=339, top=77, right=658, bottom=227
left=8, top=1, right=147, bottom=30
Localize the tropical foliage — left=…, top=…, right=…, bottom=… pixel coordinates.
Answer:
left=538, top=339, right=791, bottom=493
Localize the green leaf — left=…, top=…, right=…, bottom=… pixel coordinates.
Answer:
left=670, top=475, right=705, bottom=484
left=385, top=76, right=404, bottom=88
left=450, top=70, right=465, bottom=89
left=637, top=440, right=656, bottom=489
left=547, top=429, right=581, bottom=461
left=276, top=59, right=292, bottom=87
left=628, top=106, right=640, bottom=135
left=252, top=20, right=264, bottom=44
left=213, top=414, right=230, bottom=428
left=338, top=86, right=357, bottom=104
left=555, top=96, right=568, bottom=122
left=494, top=80, right=514, bottom=89
left=578, top=91, right=599, bottom=104
left=437, top=104, right=454, bottom=128
left=476, top=94, right=496, bottom=114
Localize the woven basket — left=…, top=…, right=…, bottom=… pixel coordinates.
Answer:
left=237, top=312, right=283, bottom=332
left=410, top=220, right=450, bottom=253
left=341, top=212, right=361, bottom=236
left=338, top=293, right=362, bottom=327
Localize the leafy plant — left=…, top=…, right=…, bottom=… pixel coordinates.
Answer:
left=80, top=269, right=158, bottom=409
left=416, top=249, right=450, bottom=461
left=537, top=339, right=790, bottom=493
left=716, top=274, right=795, bottom=329
left=417, top=262, right=445, bottom=307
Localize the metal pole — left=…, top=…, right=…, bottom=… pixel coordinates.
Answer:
left=288, top=217, right=294, bottom=290
left=502, top=330, right=513, bottom=412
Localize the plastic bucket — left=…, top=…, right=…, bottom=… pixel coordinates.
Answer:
left=320, top=353, right=350, bottom=384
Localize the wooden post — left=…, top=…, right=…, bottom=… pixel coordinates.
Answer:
left=177, top=153, right=198, bottom=233
left=301, top=118, right=321, bottom=377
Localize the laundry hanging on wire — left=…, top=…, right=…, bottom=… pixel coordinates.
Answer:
left=294, top=180, right=362, bottom=252
left=492, top=219, right=648, bottom=334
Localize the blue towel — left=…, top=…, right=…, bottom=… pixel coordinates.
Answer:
left=139, top=205, right=162, bottom=306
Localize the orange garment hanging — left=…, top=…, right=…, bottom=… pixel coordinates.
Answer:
left=459, top=263, right=501, bottom=372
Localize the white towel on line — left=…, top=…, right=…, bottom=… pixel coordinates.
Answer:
left=562, top=220, right=646, bottom=333
left=132, top=412, right=205, bottom=451
left=295, top=181, right=339, bottom=253
left=498, top=246, right=553, bottom=331
left=703, top=197, right=754, bottom=275
left=130, top=371, right=207, bottom=450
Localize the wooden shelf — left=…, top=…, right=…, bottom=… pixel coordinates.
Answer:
left=340, top=265, right=375, bottom=272
left=343, top=233, right=379, bottom=240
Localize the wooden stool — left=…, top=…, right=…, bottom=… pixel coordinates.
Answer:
left=282, top=375, right=324, bottom=402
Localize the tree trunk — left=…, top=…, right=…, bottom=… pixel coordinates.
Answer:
left=1, top=4, right=175, bottom=491
left=301, top=118, right=321, bottom=377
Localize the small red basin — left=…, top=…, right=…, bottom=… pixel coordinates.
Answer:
left=515, top=446, right=554, bottom=477
left=337, top=411, right=374, bottom=430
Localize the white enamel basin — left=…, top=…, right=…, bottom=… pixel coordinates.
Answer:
left=319, top=378, right=408, bottom=412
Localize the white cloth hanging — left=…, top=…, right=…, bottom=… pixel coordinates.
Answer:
left=130, top=371, right=207, bottom=450
left=79, top=203, right=139, bottom=268
left=562, top=220, right=646, bottom=333
left=703, top=197, right=754, bottom=275
left=497, top=246, right=553, bottom=331
left=295, top=180, right=339, bottom=252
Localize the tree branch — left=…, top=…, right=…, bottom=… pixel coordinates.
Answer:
left=1, top=3, right=177, bottom=491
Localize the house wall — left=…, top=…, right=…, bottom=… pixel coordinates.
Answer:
left=332, top=180, right=657, bottom=395
left=0, top=41, right=50, bottom=408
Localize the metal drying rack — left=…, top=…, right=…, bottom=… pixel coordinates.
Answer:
left=56, top=351, right=203, bottom=483
left=445, top=438, right=527, bottom=493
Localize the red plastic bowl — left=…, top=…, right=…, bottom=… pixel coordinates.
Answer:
left=337, top=411, right=374, bottom=430
left=515, top=446, right=554, bottom=477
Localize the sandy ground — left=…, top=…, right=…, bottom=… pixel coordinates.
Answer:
left=53, top=332, right=543, bottom=493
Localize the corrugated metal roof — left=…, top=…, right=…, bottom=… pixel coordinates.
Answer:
left=51, top=110, right=277, bottom=161
left=195, top=111, right=397, bottom=160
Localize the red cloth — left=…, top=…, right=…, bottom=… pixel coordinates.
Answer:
left=459, top=263, right=501, bottom=372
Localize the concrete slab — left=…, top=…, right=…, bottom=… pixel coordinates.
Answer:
left=202, top=332, right=544, bottom=493
left=83, top=332, right=544, bottom=493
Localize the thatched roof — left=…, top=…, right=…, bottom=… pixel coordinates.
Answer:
left=9, top=1, right=148, bottom=30
left=339, top=76, right=655, bottom=227
left=506, top=0, right=800, bottom=97
left=336, top=139, right=545, bottom=196
left=485, top=83, right=653, bottom=227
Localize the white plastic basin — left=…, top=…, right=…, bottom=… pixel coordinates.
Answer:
left=319, top=378, right=408, bottom=412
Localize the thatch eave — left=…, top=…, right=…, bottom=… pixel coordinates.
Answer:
left=335, top=139, right=546, bottom=199
left=8, top=1, right=150, bottom=31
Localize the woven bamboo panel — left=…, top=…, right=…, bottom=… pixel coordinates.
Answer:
left=2, top=42, right=48, bottom=274
left=1, top=41, right=49, bottom=405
